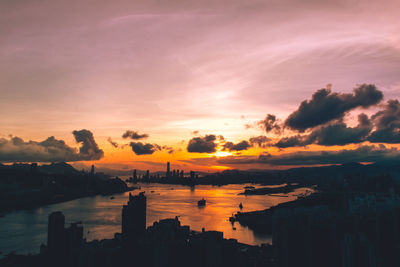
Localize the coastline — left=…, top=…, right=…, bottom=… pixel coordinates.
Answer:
left=0, top=186, right=139, bottom=214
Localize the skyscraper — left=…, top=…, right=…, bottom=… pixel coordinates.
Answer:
left=47, top=211, right=65, bottom=253
left=122, top=192, right=146, bottom=242
left=166, top=162, right=171, bottom=177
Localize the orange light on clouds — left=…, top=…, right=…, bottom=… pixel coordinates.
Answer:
left=214, top=151, right=233, bottom=157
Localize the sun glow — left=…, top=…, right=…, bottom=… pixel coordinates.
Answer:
left=210, top=165, right=231, bottom=170
left=214, top=151, right=232, bottom=157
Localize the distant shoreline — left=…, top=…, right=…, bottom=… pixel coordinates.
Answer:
left=0, top=186, right=139, bottom=215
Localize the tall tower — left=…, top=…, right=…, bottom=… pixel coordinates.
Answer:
left=48, top=211, right=65, bottom=252
left=166, top=162, right=171, bottom=177
left=133, top=169, right=137, bottom=179
left=90, top=165, right=95, bottom=176
left=122, top=192, right=146, bottom=241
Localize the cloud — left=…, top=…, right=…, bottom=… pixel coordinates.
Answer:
left=284, top=84, right=383, bottom=131
left=222, top=140, right=251, bottom=151
left=187, top=135, right=217, bottom=153
left=107, top=137, right=119, bottom=148
left=128, top=142, right=175, bottom=155
left=122, top=130, right=149, bottom=140
left=178, top=157, right=218, bottom=167
left=249, top=136, right=271, bottom=148
left=258, top=114, right=281, bottom=133
left=275, top=135, right=307, bottom=148
left=245, top=124, right=253, bottom=129
left=275, top=114, right=372, bottom=148
left=129, top=142, right=158, bottom=155
left=308, top=114, right=372, bottom=146
left=368, top=100, right=400, bottom=143
left=72, top=130, right=104, bottom=159
left=217, top=145, right=400, bottom=166
left=162, top=145, right=175, bottom=154
left=0, top=129, right=103, bottom=162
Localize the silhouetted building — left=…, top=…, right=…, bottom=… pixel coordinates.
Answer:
left=122, top=192, right=146, bottom=242
left=47, top=211, right=65, bottom=253
left=30, top=163, right=38, bottom=175
left=47, top=211, right=83, bottom=259
left=166, top=162, right=171, bottom=177
left=65, top=222, right=84, bottom=250
left=146, top=170, right=150, bottom=179
left=90, top=165, right=95, bottom=176
left=133, top=169, right=137, bottom=180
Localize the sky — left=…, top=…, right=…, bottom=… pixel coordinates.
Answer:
left=1, top=0, right=400, bottom=172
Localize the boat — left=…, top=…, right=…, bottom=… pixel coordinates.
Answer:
left=110, top=196, right=115, bottom=199
left=197, top=198, right=206, bottom=207
left=239, top=202, right=243, bottom=209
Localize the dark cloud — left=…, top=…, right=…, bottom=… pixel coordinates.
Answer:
left=285, top=84, right=383, bottom=131
left=275, top=135, right=307, bottom=148
left=308, top=114, right=372, bottom=146
left=129, top=142, right=158, bottom=155
left=107, top=137, right=118, bottom=148
left=249, top=136, right=271, bottom=148
left=187, top=135, right=217, bottom=153
left=276, top=114, right=372, bottom=148
left=122, top=130, right=149, bottom=140
left=162, top=145, right=175, bottom=154
left=368, top=100, right=400, bottom=143
left=153, top=144, right=162, bottom=150
left=222, top=140, right=251, bottom=151
left=72, top=130, right=104, bottom=159
left=0, top=129, right=103, bottom=162
left=217, top=145, right=400, bottom=166
left=258, top=114, right=281, bottom=133
left=128, top=142, right=175, bottom=155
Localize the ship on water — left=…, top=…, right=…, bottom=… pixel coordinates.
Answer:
left=197, top=198, right=206, bottom=207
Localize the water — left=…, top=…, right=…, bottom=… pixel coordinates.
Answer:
left=0, top=183, right=306, bottom=256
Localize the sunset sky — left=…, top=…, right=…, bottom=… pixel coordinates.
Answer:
left=1, top=0, right=400, bottom=172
